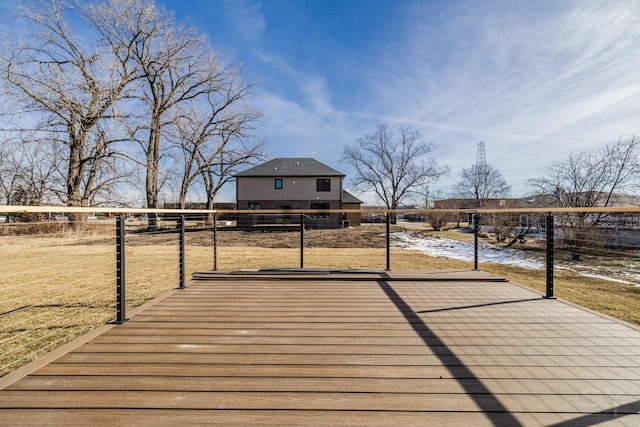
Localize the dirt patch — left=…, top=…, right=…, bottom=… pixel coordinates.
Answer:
left=184, top=224, right=403, bottom=249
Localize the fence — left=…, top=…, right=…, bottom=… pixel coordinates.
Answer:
left=1, top=205, right=640, bottom=377
left=0, top=207, right=216, bottom=377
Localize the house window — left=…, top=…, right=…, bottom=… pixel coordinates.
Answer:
left=275, top=179, right=283, bottom=189
left=248, top=202, right=261, bottom=210
left=316, top=178, right=331, bottom=192
left=310, top=202, right=330, bottom=218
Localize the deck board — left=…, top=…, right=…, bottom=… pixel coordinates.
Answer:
left=1, top=269, right=640, bottom=426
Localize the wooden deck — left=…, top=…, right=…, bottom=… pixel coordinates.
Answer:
left=1, top=269, right=639, bottom=426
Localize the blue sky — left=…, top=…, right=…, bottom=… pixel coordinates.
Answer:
left=4, top=0, right=640, bottom=204
left=157, top=0, right=640, bottom=202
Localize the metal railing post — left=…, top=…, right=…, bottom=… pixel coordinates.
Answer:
left=545, top=214, right=556, bottom=299
left=115, top=214, right=127, bottom=324
left=473, top=213, right=479, bottom=270
left=179, top=215, right=186, bottom=289
left=300, top=214, right=304, bottom=268
left=386, top=212, right=391, bottom=271
left=213, top=212, right=218, bottom=271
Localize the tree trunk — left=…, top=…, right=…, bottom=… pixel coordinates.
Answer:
left=67, top=137, right=86, bottom=231
left=146, top=119, right=161, bottom=231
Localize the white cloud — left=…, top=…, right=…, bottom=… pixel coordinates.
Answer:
left=181, top=0, right=640, bottom=200
left=350, top=0, right=640, bottom=195
left=222, top=0, right=266, bottom=45
left=254, top=51, right=335, bottom=116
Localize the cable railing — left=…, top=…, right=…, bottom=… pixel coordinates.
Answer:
left=1, top=204, right=640, bottom=377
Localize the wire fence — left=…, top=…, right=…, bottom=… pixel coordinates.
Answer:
left=1, top=205, right=640, bottom=377
left=0, top=211, right=216, bottom=376
left=0, top=218, right=116, bottom=376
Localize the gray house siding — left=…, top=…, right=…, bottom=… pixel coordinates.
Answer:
left=236, top=158, right=345, bottom=230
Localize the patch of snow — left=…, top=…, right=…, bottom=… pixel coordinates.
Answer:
left=392, top=231, right=640, bottom=287
left=578, top=273, right=640, bottom=287
left=392, top=231, right=544, bottom=270
left=556, top=265, right=640, bottom=288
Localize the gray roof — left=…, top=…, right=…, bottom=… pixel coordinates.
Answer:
left=342, top=190, right=363, bottom=204
left=236, top=158, right=345, bottom=177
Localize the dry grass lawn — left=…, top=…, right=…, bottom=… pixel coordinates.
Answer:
left=1, top=223, right=639, bottom=378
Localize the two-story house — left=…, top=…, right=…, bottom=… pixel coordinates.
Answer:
left=235, top=158, right=358, bottom=229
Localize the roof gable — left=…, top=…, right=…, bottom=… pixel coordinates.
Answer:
left=236, top=158, right=345, bottom=177
left=342, top=190, right=363, bottom=204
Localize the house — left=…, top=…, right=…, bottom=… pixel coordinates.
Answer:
left=236, top=158, right=361, bottom=229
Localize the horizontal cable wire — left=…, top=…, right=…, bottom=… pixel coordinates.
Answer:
left=1, top=304, right=114, bottom=372
left=0, top=254, right=113, bottom=294
left=0, top=288, right=114, bottom=346
left=0, top=276, right=114, bottom=336
left=0, top=248, right=113, bottom=279
left=2, top=247, right=110, bottom=271
left=0, top=263, right=114, bottom=315
left=0, top=295, right=114, bottom=365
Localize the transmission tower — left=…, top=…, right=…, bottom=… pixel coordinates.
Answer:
left=474, top=141, right=488, bottom=204
left=476, top=141, right=486, bottom=169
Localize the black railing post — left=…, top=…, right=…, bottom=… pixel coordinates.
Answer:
left=115, top=214, right=127, bottom=324
left=386, top=212, right=391, bottom=271
left=473, top=213, right=479, bottom=270
left=545, top=214, right=556, bottom=299
left=179, top=215, right=186, bottom=289
left=213, top=212, right=218, bottom=271
left=300, top=214, right=304, bottom=268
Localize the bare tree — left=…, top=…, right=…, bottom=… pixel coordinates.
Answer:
left=88, top=0, right=256, bottom=228
left=0, top=143, right=18, bottom=204
left=482, top=200, right=533, bottom=244
left=0, top=0, right=142, bottom=212
left=117, top=5, right=230, bottom=227
left=199, top=133, right=265, bottom=214
left=454, top=163, right=511, bottom=207
left=529, top=137, right=640, bottom=258
left=454, top=161, right=514, bottom=241
left=168, top=68, right=264, bottom=211
left=425, top=196, right=457, bottom=231
left=1, top=0, right=261, bottom=219
left=530, top=137, right=640, bottom=210
left=0, top=137, right=59, bottom=206
left=342, top=123, right=448, bottom=222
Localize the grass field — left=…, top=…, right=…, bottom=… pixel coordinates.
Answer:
left=1, top=222, right=639, bottom=377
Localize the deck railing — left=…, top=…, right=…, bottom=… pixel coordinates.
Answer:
left=1, top=205, right=640, bottom=376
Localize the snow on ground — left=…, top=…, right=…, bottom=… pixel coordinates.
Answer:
left=557, top=264, right=640, bottom=287
left=392, top=230, right=640, bottom=287
left=392, top=231, right=544, bottom=270
left=578, top=273, right=640, bottom=286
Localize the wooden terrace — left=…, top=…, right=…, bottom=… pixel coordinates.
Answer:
left=1, top=269, right=639, bottom=426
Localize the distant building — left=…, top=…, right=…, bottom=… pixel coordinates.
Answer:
left=433, top=193, right=640, bottom=247
left=235, top=158, right=361, bottom=229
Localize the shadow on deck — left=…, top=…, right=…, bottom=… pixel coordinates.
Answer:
left=1, top=269, right=639, bottom=426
